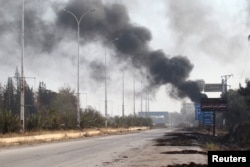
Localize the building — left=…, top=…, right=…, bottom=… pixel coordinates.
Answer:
left=138, top=111, right=169, bottom=125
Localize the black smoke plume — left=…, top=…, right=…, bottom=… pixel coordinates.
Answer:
left=0, top=0, right=205, bottom=102
left=0, top=1, right=59, bottom=54
left=56, top=0, right=205, bottom=102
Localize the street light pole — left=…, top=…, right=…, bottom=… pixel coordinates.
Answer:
left=140, top=80, right=143, bottom=113
left=20, top=0, right=25, bottom=132
left=63, top=8, right=96, bottom=127
left=104, top=38, right=119, bottom=124
left=122, top=70, right=124, bottom=117
left=82, top=92, right=88, bottom=109
left=133, top=72, right=136, bottom=116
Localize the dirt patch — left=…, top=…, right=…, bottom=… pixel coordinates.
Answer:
left=152, top=129, right=211, bottom=167
left=154, top=129, right=236, bottom=151
left=102, top=128, right=207, bottom=167
left=161, top=150, right=207, bottom=155
left=101, top=127, right=250, bottom=167
left=154, top=132, right=201, bottom=147
left=154, top=127, right=250, bottom=166
left=166, top=162, right=207, bottom=167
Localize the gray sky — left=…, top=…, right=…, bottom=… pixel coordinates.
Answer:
left=0, top=0, right=250, bottom=115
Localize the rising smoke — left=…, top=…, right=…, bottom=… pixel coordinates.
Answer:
left=56, top=0, right=206, bottom=102
left=0, top=0, right=61, bottom=56
left=0, top=0, right=206, bottom=103
left=165, top=0, right=244, bottom=64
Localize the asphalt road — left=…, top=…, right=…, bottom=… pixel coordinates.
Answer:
left=0, top=128, right=171, bottom=167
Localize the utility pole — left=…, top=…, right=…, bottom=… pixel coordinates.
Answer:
left=140, top=80, right=143, bottom=113
left=104, top=38, right=119, bottom=125
left=147, top=94, right=150, bottom=114
left=63, top=8, right=96, bottom=127
left=122, top=70, right=125, bottom=117
left=145, top=87, right=148, bottom=117
left=133, top=73, right=136, bottom=116
left=221, top=74, right=232, bottom=129
left=221, top=74, right=233, bottom=95
left=20, top=0, right=25, bottom=132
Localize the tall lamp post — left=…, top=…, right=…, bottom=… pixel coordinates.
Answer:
left=104, top=38, right=119, bottom=124
left=133, top=72, right=136, bottom=116
left=20, top=0, right=25, bottom=132
left=122, top=70, right=124, bottom=117
left=63, top=8, right=96, bottom=127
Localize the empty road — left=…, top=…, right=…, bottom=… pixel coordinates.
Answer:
left=0, top=128, right=172, bottom=167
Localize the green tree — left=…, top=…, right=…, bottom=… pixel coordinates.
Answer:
left=14, top=68, right=21, bottom=115
left=0, top=110, right=20, bottom=134
left=51, top=86, right=77, bottom=129
left=238, top=80, right=250, bottom=119
left=37, top=82, right=55, bottom=110
left=25, top=84, right=36, bottom=116
left=80, top=107, right=105, bottom=128
left=108, top=115, right=153, bottom=128
left=3, top=78, right=16, bottom=113
left=39, top=109, right=61, bottom=130
left=224, top=89, right=248, bottom=129
left=0, top=83, right=3, bottom=111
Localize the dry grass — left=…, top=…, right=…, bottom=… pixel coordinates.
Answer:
left=0, top=127, right=149, bottom=147
left=205, top=142, right=221, bottom=151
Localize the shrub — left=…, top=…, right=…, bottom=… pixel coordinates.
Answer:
left=80, top=107, right=105, bottom=128
left=0, top=110, right=20, bottom=134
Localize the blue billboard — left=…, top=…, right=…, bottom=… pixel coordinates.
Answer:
left=200, top=111, right=213, bottom=125
left=195, top=103, right=213, bottom=125
left=195, top=103, right=201, bottom=120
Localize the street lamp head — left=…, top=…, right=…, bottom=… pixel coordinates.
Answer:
left=62, top=8, right=68, bottom=12
left=110, top=38, right=119, bottom=44
left=90, top=8, right=96, bottom=12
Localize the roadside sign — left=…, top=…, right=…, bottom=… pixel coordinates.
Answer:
left=200, top=111, right=213, bottom=125
left=200, top=98, right=227, bottom=111
left=204, top=84, right=222, bottom=92
left=195, top=103, right=201, bottom=120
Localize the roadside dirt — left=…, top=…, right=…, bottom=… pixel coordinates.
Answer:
left=102, top=128, right=239, bottom=167
left=0, top=127, right=148, bottom=147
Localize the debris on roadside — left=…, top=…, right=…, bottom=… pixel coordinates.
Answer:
left=165, top=162, right=207, bottom=167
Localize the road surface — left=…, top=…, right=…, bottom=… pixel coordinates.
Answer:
left=0, top=128, right=172, bottom=167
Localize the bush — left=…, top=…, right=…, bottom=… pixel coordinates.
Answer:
left=108, top=115, right=153, bottom=128
left=80, top=107, right=105, bottom=128
left=0, top=110, right=20, bottom=134
left=26, top=114, right=40, bottom=131
left=39, top=109, right=62, bottom=130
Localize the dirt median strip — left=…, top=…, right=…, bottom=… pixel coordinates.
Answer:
left=0, top=127, right=149, bottom=147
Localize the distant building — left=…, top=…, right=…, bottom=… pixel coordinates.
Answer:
left=138, top=111, right=169, bottom=125
left=180, top=102, right=196, bottom=127
left=181, top=103, right=195, bottom=114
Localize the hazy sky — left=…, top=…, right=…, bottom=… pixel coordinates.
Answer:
left=0, top=0, right=250, bottom=116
